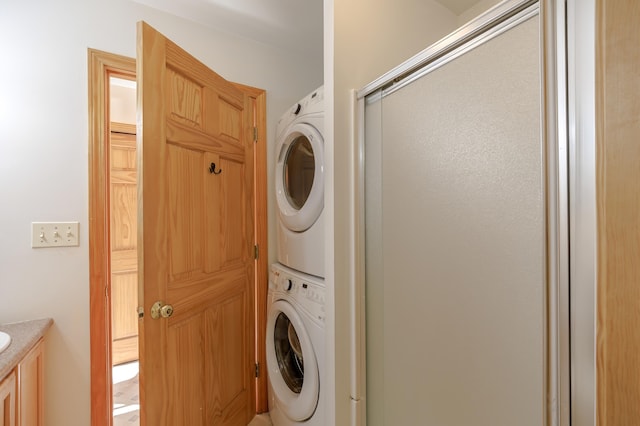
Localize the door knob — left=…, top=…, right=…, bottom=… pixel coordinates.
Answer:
left=150, top=301, right=174, bottom=319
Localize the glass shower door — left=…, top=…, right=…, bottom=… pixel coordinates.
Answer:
left=364, top=10, right=545, bottom=426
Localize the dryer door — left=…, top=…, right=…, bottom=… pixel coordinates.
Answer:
left=276, top=122, right=324, bottom=232
left=266, top=299, right=319, bottom=421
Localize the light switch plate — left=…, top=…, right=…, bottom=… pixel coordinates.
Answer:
left=31, top=222, right=80, bottom=248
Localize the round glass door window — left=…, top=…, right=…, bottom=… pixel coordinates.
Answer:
left=266, top=299, right=319, bottom=421
left=284, top=136, right=315, bottom=210
left=275, top=122, right=324, bottom=232
left=274, top=312, right=304, bottom=393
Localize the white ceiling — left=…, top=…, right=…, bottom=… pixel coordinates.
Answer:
left=134, top=0, right=484, bottom=58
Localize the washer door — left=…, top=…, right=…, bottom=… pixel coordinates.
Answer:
left=276, top=122, right=324, bottom=232
left=266, top=299, right=319, bottom=421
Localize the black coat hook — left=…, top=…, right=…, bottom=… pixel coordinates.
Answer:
left=209, top=162, right=222, bottom=175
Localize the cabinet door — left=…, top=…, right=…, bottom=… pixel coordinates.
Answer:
left=0, top=370, right=16, bottom=426
left=18, top=340, right=43, bottom=426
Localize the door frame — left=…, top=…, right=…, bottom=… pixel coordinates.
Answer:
left=88, top=48, right=269, bottom=425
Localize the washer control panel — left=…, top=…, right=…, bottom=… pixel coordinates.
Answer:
left=270, top=266, right=325, bottom=324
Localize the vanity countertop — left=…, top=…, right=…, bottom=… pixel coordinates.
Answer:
left=0, top=318, right=53, bottom=381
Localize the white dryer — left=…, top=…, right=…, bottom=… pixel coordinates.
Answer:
left=266, top=263, right=325, bottom=426
left=275, top=86, right=324, bottom=278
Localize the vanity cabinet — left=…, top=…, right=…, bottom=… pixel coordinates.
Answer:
left=0, top=320, right=50, bottom=426
left=0, top=369, right=17, bottom=426
left=0, top=339, right=44, bottom=426
left=17, top=339, right=44, bottom=426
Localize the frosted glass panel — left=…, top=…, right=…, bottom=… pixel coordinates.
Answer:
left=365, top=14, right=543, bottom=426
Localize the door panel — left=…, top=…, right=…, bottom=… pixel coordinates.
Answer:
left=220, top=158, right=247, bottom=267
left=166, top=143, right=204, bottom=281
left=166, top=315, right=205, bottom=424
left=137, top=21, right=255, bottom=425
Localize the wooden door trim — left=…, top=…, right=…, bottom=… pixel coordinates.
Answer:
left=234, top=82, right=268, bottom=412
left=88, top=48, right=136, bottom=426
left=89, top=49, right=269, bottom=424
left=595, top=1, right=640, bottom=424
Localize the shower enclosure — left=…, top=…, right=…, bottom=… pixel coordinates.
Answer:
left=356, top=1, right=577, bottom=424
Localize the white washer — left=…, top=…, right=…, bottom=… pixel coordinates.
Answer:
left=266, top=263, right=325, bottom=426
left=275, top=86, right=324, bottom=278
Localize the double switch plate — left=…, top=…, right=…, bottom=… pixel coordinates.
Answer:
left=31, top=222, right=80, bottom=248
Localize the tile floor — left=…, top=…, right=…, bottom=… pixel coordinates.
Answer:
left=248, top=413, right=273, bottom=426
left=112, top=361, right=140, bottom=426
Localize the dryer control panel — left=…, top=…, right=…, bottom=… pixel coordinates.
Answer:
left=275, top=85, right=324, bottom=140
left=270, top=266, right=326, bottom=325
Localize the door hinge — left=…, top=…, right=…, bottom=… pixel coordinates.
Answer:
left=253, top=127, right=258, bottom=143
left=254, top=244, right=259, bottom=260
left=255, top=362, right=260, bottom=378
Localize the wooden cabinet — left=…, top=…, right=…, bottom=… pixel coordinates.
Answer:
left=0, top=369, right=17, bottom=426
left=17, top=340, right=44, bottom=426
left=0, top=320, right=50, bottom=426
left=0, top=338, right=44, bottom=426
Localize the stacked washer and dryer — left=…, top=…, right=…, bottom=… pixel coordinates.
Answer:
left=266, top=86, right=326, bottom=426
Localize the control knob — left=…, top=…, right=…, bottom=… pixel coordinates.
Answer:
left=285, top=279, right=294, bottom=291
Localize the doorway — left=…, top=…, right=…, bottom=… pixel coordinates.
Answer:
left=88, top=48, right=269, bottom=426
left=109, top=76, right=140, bottom=425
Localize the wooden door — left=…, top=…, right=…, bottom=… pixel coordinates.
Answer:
left=137, top=22, right=256, bottom=425
left=110, top=123, right=139, bottom=366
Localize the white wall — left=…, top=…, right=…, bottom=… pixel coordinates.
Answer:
left=0, top=0, right=321, bottom=424
left=327, top=1, right=459, bottom=423
left=457, top=0, right=503, bottom=26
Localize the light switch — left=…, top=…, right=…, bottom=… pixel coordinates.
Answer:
left=31, top=222, right=79, bottom=248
